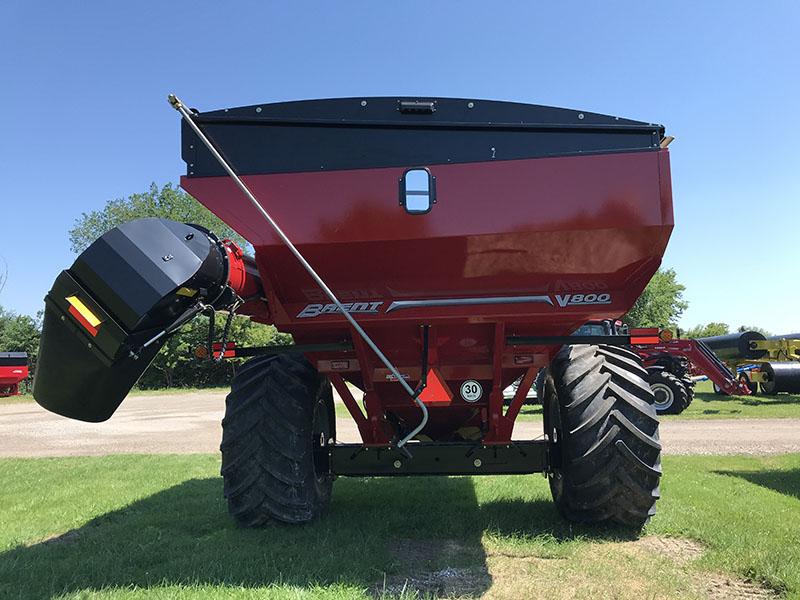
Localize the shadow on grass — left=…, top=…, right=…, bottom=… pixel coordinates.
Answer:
left=714, top=468, right=800, bottom=501
left=740, top=395, right=800, bottom=407
left=694, top=392, right=734, bottom=403
left=0, top=474, right=638, bottom=599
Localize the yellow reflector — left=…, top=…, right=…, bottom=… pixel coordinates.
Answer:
left=176, top=287, right=198, bottom=297
left=659, top=329, right=674, bottom=342
left=65, top=296, right=101, bottom=327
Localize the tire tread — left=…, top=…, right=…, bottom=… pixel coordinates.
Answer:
left=220, top=354, right=334, bottom=526
left=548, top=344, right=661, bottom=528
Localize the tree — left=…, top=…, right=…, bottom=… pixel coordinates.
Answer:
left=737, top=325, right=773, bottom=337
left=137, top=314, right=291, bottom=389
left=623, top=268, right=688, bottom=328
left=68, top=182, right=248, bottom=253
left=684, top=322, right=730, bottom=339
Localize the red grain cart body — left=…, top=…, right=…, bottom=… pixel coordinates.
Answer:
left=0, top=352, right=28, bottom=396
left=181, top=98, right=672, bottom=444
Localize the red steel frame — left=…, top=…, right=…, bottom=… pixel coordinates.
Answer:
left=632, top=338, right=751, bottom=396
left=318, top=321, right=548, bottom=445
left=182, top=149, right=674, bottom=445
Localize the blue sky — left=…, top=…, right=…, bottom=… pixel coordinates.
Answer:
left=1, top=1, right=798, bottom=334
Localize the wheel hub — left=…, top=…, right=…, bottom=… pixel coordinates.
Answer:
left=650, top=382, right=674, bottom=410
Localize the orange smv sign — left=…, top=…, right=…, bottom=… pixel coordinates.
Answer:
left=417, top=368, right=454, bottom=405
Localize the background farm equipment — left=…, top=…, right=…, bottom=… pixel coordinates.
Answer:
left=0, top=352, right=28, bottom=396
left=631, top=336, right=748, bottom=414
left=629, top=331, right=800, bottom=415
left=554, top=322, right=747, bottom=415
left=700, top=332, right=800, bottom=395
left=535, top=319, right=702, bottom=415
left=33, top=96, right=673, bottom=528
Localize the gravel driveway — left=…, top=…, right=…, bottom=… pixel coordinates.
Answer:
left=2, top=392, right=799, bottom=457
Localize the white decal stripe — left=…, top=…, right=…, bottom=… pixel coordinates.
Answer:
left=385, top=295, right=554, bottom=314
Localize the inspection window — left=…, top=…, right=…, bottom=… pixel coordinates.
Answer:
left=399, top=168, right=436, bottom=214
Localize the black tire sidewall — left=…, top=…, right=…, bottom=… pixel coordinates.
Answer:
left=648, top=371, right=689, bottom=415
left=220, top=354, right=334, bottom=525
left=545, top=344, right=661, bottom=527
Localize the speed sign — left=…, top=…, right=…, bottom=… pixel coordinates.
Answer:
left=460, top=380, right=483, bottom=402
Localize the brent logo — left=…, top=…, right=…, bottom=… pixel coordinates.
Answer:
left=297, top=301, right=383, bottom=318
left=554, top=293, right=612, bottom=307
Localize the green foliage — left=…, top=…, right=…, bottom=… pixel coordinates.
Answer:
left=684, top=321, right=730, bottom=339
left=68, top=182, right=248, bottom=253
left=623, top=268, right=687, bottom=328
left=0, top=305, right=40, bottom=381
left=737, top=324, right=773, bottom=337
left=137, top=315, right=291, bottom=390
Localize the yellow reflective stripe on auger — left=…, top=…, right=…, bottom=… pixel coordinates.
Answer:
left=65, top=296, right=101, bottom=327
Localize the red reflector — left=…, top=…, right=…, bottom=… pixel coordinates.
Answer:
left=418, top=368, right=453, bottom=405
left=631, top=336, right=661, bottom=345
left=514, top=354, right=535, bottom=365
left=212, top=342, right=236, bottom=358
left=630, top=328, right=660, bottom=345
left=68, top=305, right=98, bottom=337
left=630, top=328, right=659, bottom=336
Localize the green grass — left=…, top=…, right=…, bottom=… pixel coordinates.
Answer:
left=661, top=379, right=800, bottom=420
left=335, top=401, right=353, bottom=419
left=514, top=402, right=543, bottom=421
left=1, top=454, right=799, bottom=599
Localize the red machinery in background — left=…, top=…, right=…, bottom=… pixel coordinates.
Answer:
left=632, top=330, right=800, bottom=414
left=0, top=352, right=28, bottom=397
left=631, top=336, right=751, bottom=414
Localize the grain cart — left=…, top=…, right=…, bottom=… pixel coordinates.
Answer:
left=0, top=352, right=28, bottom=396
left=33, top=97, right=673, bottom=528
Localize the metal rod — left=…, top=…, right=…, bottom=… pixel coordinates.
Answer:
left=130, top=301, right=206, bottom=359
left=229, top=341, right=355, bottom=358
left=507, top=335, right=633, bottom=346
left=169, top=95, right=427, bottom=447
